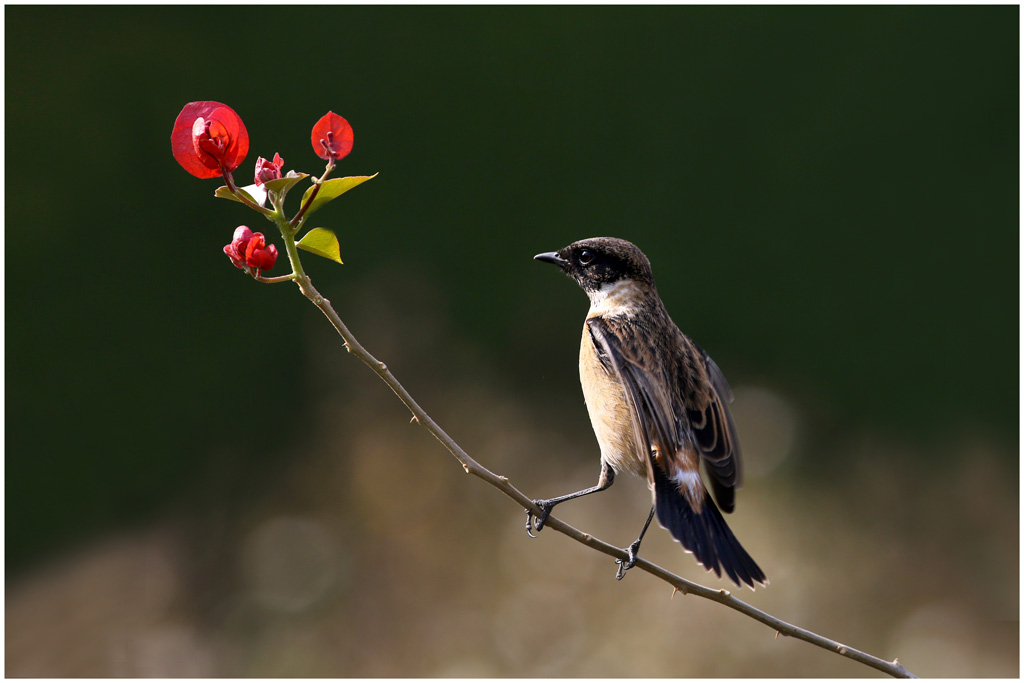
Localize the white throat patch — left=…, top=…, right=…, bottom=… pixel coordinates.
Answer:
left=587, top=279, right=642, bottom=317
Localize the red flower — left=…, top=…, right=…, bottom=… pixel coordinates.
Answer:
left=244, top=232, right=278, bottom=272
left=255, top=153, right=285, bottom=187
left=223, top=226, right=277, bottom=272
left=171, top=101, right=249, bottom=179
left=223, top=226, right=254, bottom=269
left=311, top=111, right=354, bottom=161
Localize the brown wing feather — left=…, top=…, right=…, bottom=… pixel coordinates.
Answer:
left=683, top=343, right=743, bottom=512
left=588, top=315, right=763, bottom=586
left=587, top=315, right=743, bottom=512
left=586, top=317, right=676, bottom=482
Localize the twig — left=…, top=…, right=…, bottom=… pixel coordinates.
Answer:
left=289, top=272, right=917, bottom=679
left=290, top=159, right=335, bottom=227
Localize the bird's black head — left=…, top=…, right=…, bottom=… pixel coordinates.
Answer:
left=535, top=237, right=655, bottom=295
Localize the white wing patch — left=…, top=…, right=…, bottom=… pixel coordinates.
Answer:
left=672, top=469, right=703, bottom=498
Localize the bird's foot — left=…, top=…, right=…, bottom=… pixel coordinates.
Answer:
left=525, top=500, right=554, bottom=538
left=615, top=540, right=642, bottom=580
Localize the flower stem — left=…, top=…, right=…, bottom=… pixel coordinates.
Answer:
left=220, top=166, right=274, bottom=217
left=290, top=159, right=335, bottom=228
left=253, top=272, right=296, bottom=284
left=267, top=203, right=309, bottom=288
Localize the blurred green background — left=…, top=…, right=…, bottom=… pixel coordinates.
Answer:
left=6, top=5, right=1018, bottom=677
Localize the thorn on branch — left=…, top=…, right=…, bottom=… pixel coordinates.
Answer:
left=410, top=415, right=420, bottom=424
left=837, top=645, right=848, bottom=655
left=462, top=463, right=470, bottom=474
left=378, top=361, right=387, bottom=371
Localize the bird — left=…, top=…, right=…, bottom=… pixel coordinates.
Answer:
left=529, top=237, right=766, bottom=588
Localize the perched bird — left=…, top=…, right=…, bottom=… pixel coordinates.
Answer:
left=530, top=237, right=766, bottom=588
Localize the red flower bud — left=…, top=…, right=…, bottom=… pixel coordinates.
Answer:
left=171, top=101, right=249, bottom=179
left=254, top=153, right=285, bottom=187
left=244, top=232, right=279, bottom=272
left=223, top=225, right=254, bottom=269
left=311, top=111, right=354, bottom=161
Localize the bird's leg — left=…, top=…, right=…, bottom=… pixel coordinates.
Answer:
left=526, top=461, right=614, bottom=536
left=615, top=505, right=655, bottom=580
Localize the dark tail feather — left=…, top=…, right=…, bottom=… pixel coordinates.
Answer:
left=653, top=467, right=767, bottom=589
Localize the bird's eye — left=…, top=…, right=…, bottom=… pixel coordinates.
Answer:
left=578, top=249, right=594, bottom=266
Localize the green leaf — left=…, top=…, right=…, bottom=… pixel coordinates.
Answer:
left=215, top=185, right=242, bottom=203
left=214, top=184, right=263, bottom=206
left=299, top=173, right=378, bottom=219
left=263, top=171, right=309, bottom=198
left=296, top=228, right=343, bottom=264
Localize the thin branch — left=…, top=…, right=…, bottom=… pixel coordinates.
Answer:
left=219, top=167, right=274, bottom=217
left=253, top=272, right=296, bottom=284
left=290, top=273, right=916, bottom=679
left=290, top=160, right=335, bottom=227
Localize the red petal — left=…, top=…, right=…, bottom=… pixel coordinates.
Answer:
left=254, top=154, right=284, bottom=187
left=230, top=225, right=253, bottom=252
left=209, top=106, right=249, bottom=172
left=192, top=117, right=231, bottom=170
left=224, top=226, right=252, bottom=269
left=247, top=246, right=277, bottom=271
left=223, top=243, right=245, bottom=268
left=171, top=101, right=249, bottom=178
left=244, top=232, right=267, bottom=262
left=262, top=244, right=279, bottom=270
left=311, top=111, right=354, bottom=161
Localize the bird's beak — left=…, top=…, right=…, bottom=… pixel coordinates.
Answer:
left=534, top=251, right=569, bottom=268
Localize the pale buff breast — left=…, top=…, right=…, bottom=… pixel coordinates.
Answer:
left=579, top=324, right=649, bottom=478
